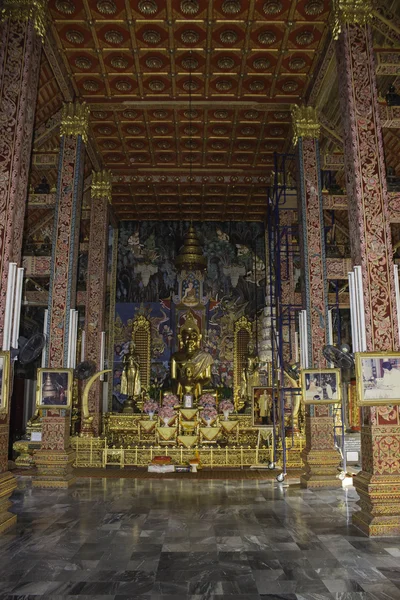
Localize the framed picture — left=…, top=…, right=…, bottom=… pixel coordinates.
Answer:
left=36, top=368, right=73, bottom=409
left=355, top=352, right=400, bottom=406
left=0, top=352, right=11, bottom=413
left=301, top=369, right=341, bottom=404
left=252, top=387, right=273, bottom=427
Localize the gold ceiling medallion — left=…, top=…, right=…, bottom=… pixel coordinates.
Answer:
left=213, top=126, right=227, bottom=135
left=222, top=0, right=241, bottom=14
left=97, top=0, right=117, bottom=14
left=282, top=80, right=299, bottom=92
left=214, top=109, right=228, bottom=118
left=111, top=56, right=129, bottom=69
left=241, top=126, right=255, bottom=135
left=60, top=102, right=90, bottom=143
left=304, top=0, right=324, bottom=15
left=55, top=0, right=75, bottom=14
left=332, top=0, right=373, bottom=39
left=180, top=0, right=200, bottom=15
left=258, top=30, right=276, bottom=45
left=220, top=30, right=238, bottom=44
left=127, top=125, right=141, bottom=134
left=216, top=80, right=233, bottom=91
left=249, top=80, right=264, bottom=91
left=103, top=141, right=117, bottom=149
left=130, top=141, right=145, bottom=149
left=182, top=56, right=199, bottom=70
left=105, top=30, right=123, bottom=44
left=98, top=125, right=112, bottom=134
left=183, top=80, right=199, bottom=91
left=236, top=155, right=248, bottom=163
left=291, top=105, right=320, bottom=146
left=263, top=0, right=283, bottom=15
left=146, top=56, right=163, bottom=69
left=253, top=57, right=270, bottom=70
left=116, top=80, right=132, bottom=91
left=138, top=0, right=158, bottom=15
left=184, top=109, right=198, bottom=118
left=184, top=125, right=198, bottom=135
left=1, top=0, right=47, bottom=40
left=155, top=125, right=168, bottom=134
left=83, top=80, right=100, bottom=91
left=217, top=56, right=235, bottom=69
left=270, top=126, right=284, bottom=135
left=211, top=141, right=225, bottom=150
left=66, top=29, right=84, bottom=44
left=244, top=110, right=259, bottom=119
left=238, top=142, right=251, bottom=150
left=149, top=80, right=165, bottom=91
left=75, top=56, right=91, bottom=69
left=289, top=57, right=306, bottom=70
left=122, top=110, right=137, bottom=119
left=93, top=111, right=107, bottom=118
left=211, top=155, right=224, bottom=162
left=153, top=109, right=168, bottom=118
left=181, top=30, right=199, bottom=44
left=143, top=29, right=161, bottom=44
left=185, top=140, right=198, bottom=149
left=296, top=30, right=314, bottom=45
left=91, top=170, right=112, bottom=203
left=273, top=111, right=288, bottom=119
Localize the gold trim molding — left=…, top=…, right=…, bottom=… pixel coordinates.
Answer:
left=91, top=170, right=112, bottom=203
left=291, top=105, right=320, bottom=146
left=1, top=0, right=47, bottom=41
left=332, top=0, right=373, bottom=39
left=60, top=102, right=90, bottom=143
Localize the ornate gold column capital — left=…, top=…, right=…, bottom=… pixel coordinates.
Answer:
left=91, top=170, right=112, bottom=203
left=60, top=102, right=90, bottom=143
left=332, top=0, right=373, bottom=39
left=291, top=105, right=320, bottom=146
left=1, top=0, right=47, bottom=41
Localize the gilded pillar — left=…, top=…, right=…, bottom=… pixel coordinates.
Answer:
left=34, top=102, right=89, bottom=490
left=0, top=0, right=45, bottom=531
left=292, top=106, right=341, bottom=489
left=84, top=171, right=111, bottom=436
left=335, top=0, right=400, bottom=536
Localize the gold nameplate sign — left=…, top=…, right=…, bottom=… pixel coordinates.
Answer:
left=139, top=420, right=156, bottom=433
left=157, top=426, right=177, bottom=441
left=177, top=435, right=198, bottom=448
left=200, top=427, right=220, bottom=441
left=220, top=420, right=239, bottom=433
left=180, top=408, right=198, bottom=421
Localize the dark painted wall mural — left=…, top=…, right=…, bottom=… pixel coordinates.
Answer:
left=113, top=221, right=266, bottom=407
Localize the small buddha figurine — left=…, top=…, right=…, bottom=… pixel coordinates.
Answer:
left=171, top=312, right=213, bottom=401
left=120, top=341, right=141, bottom=413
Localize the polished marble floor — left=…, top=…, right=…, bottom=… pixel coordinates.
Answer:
left=0, top=476, right=400, bottom=599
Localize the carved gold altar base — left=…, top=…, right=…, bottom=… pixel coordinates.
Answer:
left=33, top=449, right=76, bottom=489
left=0, top=472, right=17, bottom=533
left=352, top=471, right=400, bottom=537
left=300, top=447, right=342, bottom=489
left=72, top=436, right=273, bottom=469
left=13, top=440, right=42, bottom=468
left=278, top=433, right=305, bottom=470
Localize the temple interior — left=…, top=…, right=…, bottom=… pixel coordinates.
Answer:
left=2, top=0, right=400, bottom=597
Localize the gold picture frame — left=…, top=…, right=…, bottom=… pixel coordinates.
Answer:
left=36, top=368, right=73, bottom=409
left=301, top=368, right=341, bottom=405
left=355, top=352, right=400, bottom=406
left=252, top=386, right=274, bottom=427
left=0, top=352, right=11, bottom=414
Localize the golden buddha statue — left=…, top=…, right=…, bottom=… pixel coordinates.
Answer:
left=171, top=312, right=213, bottom=401
left=240, top=340, right=260, bottom=410
left=120, top=341, right=141, bottom=413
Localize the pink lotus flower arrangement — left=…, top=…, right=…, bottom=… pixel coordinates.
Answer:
left=199, top=393, right=216, bottom=407
left=202, top=406, right=217, bottom=422
left=143, top=400, right=159, bottom=414
left=219, top=400, right=234, bottom=414
left=162, top=393, right=179, bottom=408
left=159, top=406, right=175, bottom=421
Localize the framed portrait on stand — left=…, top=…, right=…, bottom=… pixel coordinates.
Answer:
left=301, top=369, right=341, bottom=405
left=36, top=368, right=73, bottom=409
left=0, top=352, right=10, bottom=413
left=252, top=387, right=273, bottom=426
left=355, top=352, right=400, bottom=405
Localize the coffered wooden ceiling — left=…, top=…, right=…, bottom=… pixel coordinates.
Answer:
left=48, top=0, right=331, bottom=219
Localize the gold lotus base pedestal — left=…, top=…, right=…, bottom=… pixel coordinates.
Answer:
left=353, top=471, right=400, bottom=537
left=300, top=448, right=342, bottom=489
left=0, top=471, right=17, bottom=533
left=33, top=449, right=76, bottom=489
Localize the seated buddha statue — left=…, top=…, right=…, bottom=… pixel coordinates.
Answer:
left=171, top=312, right=213, bottom=401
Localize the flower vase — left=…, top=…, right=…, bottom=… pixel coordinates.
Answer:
left=148, top=412, right=154, bottom=421
left=163, top=418, right=170, bottom=427
left=223, top=410, right=230, bottom=421
left=205, top=418, right=211, bottom=427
